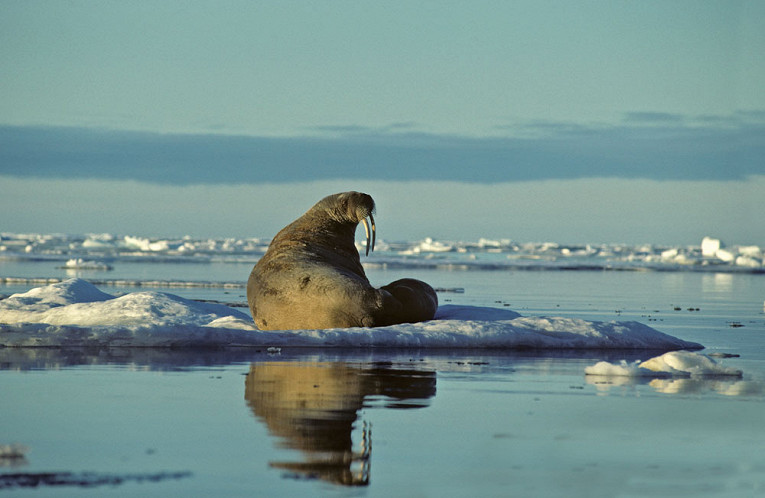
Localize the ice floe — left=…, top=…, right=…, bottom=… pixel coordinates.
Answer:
left=584, top=351, right=742, bottom=378
left=583, top=352, right=762, bottom=396
left=58, top=258, right=113, bottom=271
left=0, top=279, right=701, bottom=350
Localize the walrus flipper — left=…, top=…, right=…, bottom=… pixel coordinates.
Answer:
left=378, top=278, right=438, bottom=325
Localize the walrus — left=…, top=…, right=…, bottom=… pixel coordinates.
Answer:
left=247, top=191, right=438, bottom=330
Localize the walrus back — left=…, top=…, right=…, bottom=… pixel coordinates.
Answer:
left=247, top=254, right=382, bottom=330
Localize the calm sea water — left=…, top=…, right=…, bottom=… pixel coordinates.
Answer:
left=2, top=261, right=765, bottom=497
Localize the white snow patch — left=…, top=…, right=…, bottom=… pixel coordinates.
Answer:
left=1, top=278, right=114, bottom=310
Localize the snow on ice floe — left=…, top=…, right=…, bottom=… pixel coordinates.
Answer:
left=0, top=279, right=702, bottom=350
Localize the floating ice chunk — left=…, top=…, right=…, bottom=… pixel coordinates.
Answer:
left=701, top=236, right=721, bottom=257
left=354, top=239, right=390, bottom=253
left=586, top=351, right=742, bottom=378
left=82, top=239, right=114, bottom=249
left=148, top=240, right=170, bottom=251
left=477, top=238, right=502, bottom=248
left=81, top=233, right=117, bottom=249
left=738, top=245, right=762, bottom=258
left=122, top=236, right=171, bottom=252
left=122, top=235, right=150, bottom=250
left=735, top=255, right=761, bottom=268
left=411, top=237, right=453, bottom=253
left=561, top=245, right=597, bottom=257
left=584, top=360, right=651, bottom=377
left=60, top=258, right=113, bottom=271
left=658, top=248, right=693, bottom=265
left=640, top=351, right=742, bottom=376
left=715, top=248, right=735, bottom=262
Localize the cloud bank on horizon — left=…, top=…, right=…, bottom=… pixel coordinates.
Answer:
left=1, top=110, right=763, bottom=246
left=1, top=110, right=764, bottom=185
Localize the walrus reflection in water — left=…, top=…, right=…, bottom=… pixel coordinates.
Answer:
left=247, top=191, right=438, bottom=330
left=244, top=361, right=436, bottom=486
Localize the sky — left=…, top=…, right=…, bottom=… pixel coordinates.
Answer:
left=1, top=1, right=764, bottom=245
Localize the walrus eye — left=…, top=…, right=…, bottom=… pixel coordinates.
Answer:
left=362, top=214, right=376, bottom=256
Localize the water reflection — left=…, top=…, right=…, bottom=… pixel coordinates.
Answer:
left=701, top=272, right=734, bottom=294
left=0, top=444, right=29, bottom=468
left=648, top=378, right=764, bottom=396
left=244, top=361, right=436, bottom=486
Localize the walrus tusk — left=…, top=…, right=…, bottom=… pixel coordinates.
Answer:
left=362, top=214, right=376, bottom=256
left=370, top=213, right=376, bottom=253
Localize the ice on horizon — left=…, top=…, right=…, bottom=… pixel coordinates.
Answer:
left=0, top=233, right=762, bottom=273
left=0, top=279, right=702, bottom=350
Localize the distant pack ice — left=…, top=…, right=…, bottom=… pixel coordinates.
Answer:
left=1, top=233, right=762, bottom=273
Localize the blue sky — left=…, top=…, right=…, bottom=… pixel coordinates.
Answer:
left=1, top=1, right=764, bottom=244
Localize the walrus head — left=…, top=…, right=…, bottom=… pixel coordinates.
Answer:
left=315, top=191, right=376, bottom=256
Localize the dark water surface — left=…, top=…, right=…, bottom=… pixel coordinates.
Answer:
left=2, top=269, right=765, bottom=496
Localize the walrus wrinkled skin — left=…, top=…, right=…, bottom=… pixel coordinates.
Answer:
left=247, top=191, right=438, bottom=330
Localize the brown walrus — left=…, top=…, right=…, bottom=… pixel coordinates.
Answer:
left=247, top=191, right=438, bottom=330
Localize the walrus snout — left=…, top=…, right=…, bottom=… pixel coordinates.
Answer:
left=325, top=191, right=376, bottom=256
left=332, top=191, right=375, bottom=223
